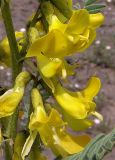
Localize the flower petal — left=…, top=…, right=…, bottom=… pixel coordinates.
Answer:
left=37, top=54, right=62, bottom=78
left=0, top=89, right=23, bottom=118
left=72, top=29, right=96, bottom=52
left=66, top=9, right=89, bottom=35
left=54, top=129, right=91, bottom=155
left=63, top=111, right=93, bottom=131
left=81, top=77, right=101, bottom=100
left=90, top=13, right=105, bottom=29
left=0, top=72, right=30, bottom=118
left=26, top=29, right=72, bottom=58
left=47, top=108, right=66, bottom=127
left=49, top=15, right=67, bottom=32
left=54, top=83, right=88, bottom=119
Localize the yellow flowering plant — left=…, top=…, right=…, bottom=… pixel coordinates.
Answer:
left=1, top=0, right=114, bottom=160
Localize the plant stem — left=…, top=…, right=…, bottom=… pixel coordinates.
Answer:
left=1, top=2, right=24, bottom=159
left=1, top=0, right=22, bottom=140
left=4, top=141, right=12, bottom=160
left=1, top=0, right=21, bottom=81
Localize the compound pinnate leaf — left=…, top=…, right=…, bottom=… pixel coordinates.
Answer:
left=85, top=3, right=106, bottom=13
left=85, top=0, right=97, bottom=6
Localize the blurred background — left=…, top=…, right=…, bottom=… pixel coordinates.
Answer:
left=0, top=0, right=115, bottom=159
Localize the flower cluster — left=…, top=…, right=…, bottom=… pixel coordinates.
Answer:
left=24, top=7, right=104, bottom=157
left=0, top=0, right=104, bottom=159
left=27, top=9, right=104, bottom=81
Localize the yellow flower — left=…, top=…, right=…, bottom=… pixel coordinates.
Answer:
left=0, top=71, right=30, bottom=118
left=54, top=77, right=103, bottom=130
left=36, top=53, right=75, bottom=80
left=26, top=9, right=104, bottom=58
left=28, top=23, right=76, bottom=80
left=0, top=32, right=24, bottom=66
left=22, top=88, right=90, bottom=158
left=26, top=9, right=104, bottom=81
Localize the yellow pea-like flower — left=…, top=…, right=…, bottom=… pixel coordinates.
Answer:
left=29, top=26, right=71, bottom=79
left=54, top=77, right=103, bottom=129
left=36, top=56, right=76, bottom=93
left=26, top=9, right=104, bottom=81
left=0, top=71, right=30, bottom=118
left=22, top=88, right=91, bottom=158
left=0, top=32, right=24, bottom=66
left=26, top=9, right=104, bottom=80
left=26, top=9, right=104, bottom=58
left=34, top=54, right=75, bottom=92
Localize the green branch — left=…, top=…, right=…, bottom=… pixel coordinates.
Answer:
left=1, top=0, right=21, bottom=81
left=1, top=0, right=21, bottom=141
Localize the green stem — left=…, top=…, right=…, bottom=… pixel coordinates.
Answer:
left=1, top=0, right=22, bottom=140
left=3, top=110, right=19, bottom=139
left=4, top=141, right=12, bottom=160
left=1, top=0, right=21, bottom=81
left=1, top=1, right=41, bottom=140
left=1, top=2, right=24, bottom=159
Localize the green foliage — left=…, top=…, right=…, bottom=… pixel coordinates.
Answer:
left=85, top=0, right=97, bottom=6
left=85, top=3, right=106, bottom=13
left=63, top=128, right=115, bottom=160
left=84, top=0, right=106, bottom=13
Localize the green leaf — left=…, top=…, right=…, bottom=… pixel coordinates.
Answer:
left=88, top=9, right=103, bottom=14
left=63, top=128, right=115, bottom=160
left=85, top=3, right=106, bottom=12
left=85, top=0, right=97, bottom=6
